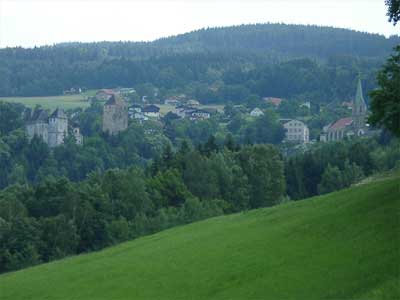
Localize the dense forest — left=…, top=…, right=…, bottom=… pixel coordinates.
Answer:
left=1, top=24, right=399, bottom=104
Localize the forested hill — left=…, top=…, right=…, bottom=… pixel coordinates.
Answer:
left=0, top=23, right=399, bottom=97
left=154, top=24, right=400, bottom=58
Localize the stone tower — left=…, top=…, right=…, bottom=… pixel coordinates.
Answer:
left=48, top=108, right=68, bottom=148
left=102, top=95, right=128, bottom=135
left=352, top=77, right=367, bottom=132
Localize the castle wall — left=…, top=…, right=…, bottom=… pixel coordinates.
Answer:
left=26, top=122, right=48, bottom=143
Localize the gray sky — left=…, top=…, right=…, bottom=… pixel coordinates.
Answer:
left=0, top=0, right=398, bottom=48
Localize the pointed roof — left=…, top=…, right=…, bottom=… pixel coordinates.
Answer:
left=50, top=108, right=67, bottom=119
left=27, top=107, right=48, bottom=122
left=353, top=77, right=367, bottom=113
left=143, top=104, right=160, bottom=113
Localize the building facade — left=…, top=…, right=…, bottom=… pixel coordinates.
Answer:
left=25, top=107, right=80, bottom=147
left=189, top=109, right=211, bottom=121
left=102, top=95, right=128, bottom=135
left=283, top=119, right=309, bottom=143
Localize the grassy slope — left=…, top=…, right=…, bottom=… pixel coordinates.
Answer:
left=0, top=91, right=97, bottom=110
left=0, top=177, right=399, bottom=300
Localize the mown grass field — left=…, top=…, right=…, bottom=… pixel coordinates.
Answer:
left=0, top=91, right=97, bottom=110
left=0, top=177, right=398, bottom=300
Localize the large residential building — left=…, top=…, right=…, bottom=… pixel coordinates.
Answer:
left=102, top=95, right=128, bottom=135
left=320, top=77, right=369, bottom=142
left=283, top=119, right=309, bottom=143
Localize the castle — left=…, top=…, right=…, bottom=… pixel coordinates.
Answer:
left=25, top=107, right=83, bottom=147
left=102, top=95, right=128, bottom=135
left=320, top=77, right=369, bottom=142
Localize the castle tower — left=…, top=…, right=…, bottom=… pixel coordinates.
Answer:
left=102, top=95, right=128, bottom=135
left=352, top=77, right=367, bottom=130
left=48, top=108, right=68, bottom=148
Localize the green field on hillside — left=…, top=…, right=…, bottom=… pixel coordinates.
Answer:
left=0, top=91, right=96, bottom=110
left=0, top=177, right=399, bottom=300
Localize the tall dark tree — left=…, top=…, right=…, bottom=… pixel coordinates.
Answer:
left=369, top=46, right=400, bottom=137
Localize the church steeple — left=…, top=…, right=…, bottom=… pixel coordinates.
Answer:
left=352, top=76, right=367, bottom=129
left=353, top=76, right=367, bottom=117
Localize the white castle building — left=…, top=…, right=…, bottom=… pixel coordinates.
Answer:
left=25, top=107, right=83, bottom=147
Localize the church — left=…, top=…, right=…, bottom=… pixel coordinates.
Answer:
left=320, top=77, right=369, bottom=142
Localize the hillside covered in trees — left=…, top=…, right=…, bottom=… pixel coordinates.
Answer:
left=1, top=24, right=399, bottom=103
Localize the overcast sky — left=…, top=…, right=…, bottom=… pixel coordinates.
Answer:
left=0, top=0, right=398, bottom=48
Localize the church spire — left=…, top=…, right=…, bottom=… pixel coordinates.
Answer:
left=353, top=75, right=367, bottom=116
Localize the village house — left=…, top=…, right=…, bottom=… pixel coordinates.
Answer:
left=102, top=95, right=128, bottom=135
left=175, top=105, right=196, bottom=118
left=25, top=107, right=82, bottom=147
left=320, top=77, right=369, bottom=142
left=96, top=89, right=115, bottom=101
left=63, top=87, right=82, bottom=95
left=264, top=97, right=283, bottom=107
left=117, top=88, right=136, bottom=97
left=128, top=104, right=142, bottom=118
left=250, top=107, right=264, bottom=117
left=128, top=104, right=149, bottom=122
left=300, top=101, right=311, bottom=109
left=189, top=109, right=211, bottom=121
left=186, top=99, right=200, bottom=107
left=142, top=104, right=160, bottom=118
left=283, top=119, right=309, bottom=143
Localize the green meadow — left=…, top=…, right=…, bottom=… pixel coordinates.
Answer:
left=0, top=91, right=96, bottom=110
left=0, top=177, right=398, bottom=300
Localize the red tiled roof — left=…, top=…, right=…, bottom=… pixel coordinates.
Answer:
left=97, top=89, right=115, bottom=95
left=330, top=117, right=353, bottom=130
left=264, top=97, right=283, bottom=106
